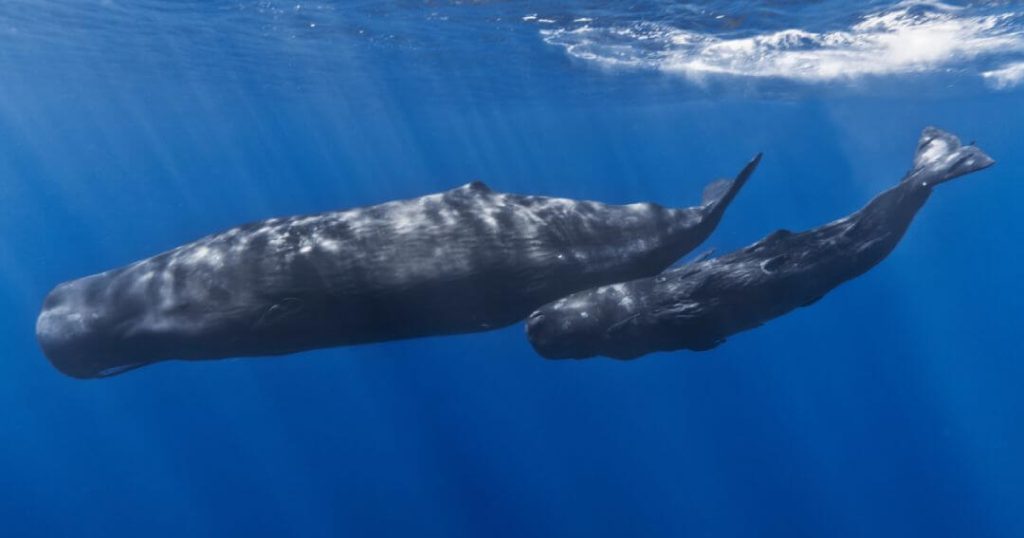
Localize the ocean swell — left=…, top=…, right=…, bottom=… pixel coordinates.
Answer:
left=536, top=1, right=1024, bottom=88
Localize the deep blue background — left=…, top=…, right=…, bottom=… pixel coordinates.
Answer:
left=1, top=2, right=1022, bottom=537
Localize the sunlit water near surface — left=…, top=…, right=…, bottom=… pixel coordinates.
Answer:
left=2, top=1, right=1023, bottom=537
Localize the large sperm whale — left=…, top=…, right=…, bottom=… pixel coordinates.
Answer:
left=527, top=127, right=994, bottom=359
left=37, top=157, right=760, bottom=378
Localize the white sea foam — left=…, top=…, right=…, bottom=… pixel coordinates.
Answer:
left=537, top=2, right=1024, bottom=85
left=982, top=61, right=1024, bottom=89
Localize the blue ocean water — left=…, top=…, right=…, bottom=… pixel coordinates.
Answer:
left=2, top=1, right=1023, bottom=536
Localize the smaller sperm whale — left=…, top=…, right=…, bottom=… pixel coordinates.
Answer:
left=527, top=127, right=994, bottom=359
left=37, top=156, right=760, bottom=378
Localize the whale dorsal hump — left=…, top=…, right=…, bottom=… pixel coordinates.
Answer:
left=763, top=229, right=793, bottom=243
left=743, top=229, right=793, bottom=254
left=456, top=180, right=492, bottom=194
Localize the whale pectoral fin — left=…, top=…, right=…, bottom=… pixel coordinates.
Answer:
left=640, top=302, right=703, bottom=329
left=606, top=313, right=643, bottom=337
left=255, top=298, right=305, bottom=329
left=96, top=362, right=151, bottom=378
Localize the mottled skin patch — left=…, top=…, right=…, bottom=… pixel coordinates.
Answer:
left=37, top=157, right=759, bottom=378
left=527, top=128, right=995, bottom=360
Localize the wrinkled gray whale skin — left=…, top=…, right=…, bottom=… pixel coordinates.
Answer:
left=37, top=156, right=760, bottom=378
left=527, top=128, right=994, bottom=360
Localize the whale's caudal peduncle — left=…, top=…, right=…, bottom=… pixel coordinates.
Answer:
left=36, top=157, right=759, bottom=378
left=526, top=127, right=995, bottom=360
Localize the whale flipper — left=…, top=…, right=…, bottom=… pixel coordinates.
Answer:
left=701, top=153, right=762, bottom=211
left=910, top=127, right=995, bottom=187
left=97, top=362, right=149, bottom=378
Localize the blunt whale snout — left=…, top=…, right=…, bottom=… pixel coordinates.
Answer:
left=36, top=279, right=152, bottom=379
left=525, top=310, right=577, bottom=359
left=36, top=283, right=105, bottom=378
left=525, top=303, right=606, bottom=359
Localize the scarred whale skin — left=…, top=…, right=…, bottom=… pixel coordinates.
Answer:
left=37, top=157, right=760, bottom=378
left=526, top=128, right=994, bottom=360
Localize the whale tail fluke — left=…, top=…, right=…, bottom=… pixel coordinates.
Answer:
left=908, top=127, right=995, bottom=188
left=701, top=153, right=762, bottom=212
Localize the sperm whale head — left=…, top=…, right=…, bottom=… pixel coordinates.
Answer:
left=35, top=274, right=156, bottom=379
left=525, top=299, right=609, bottom=360
left=36, top=255, right=313, bottom=379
